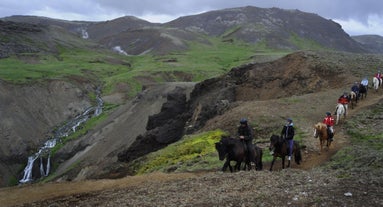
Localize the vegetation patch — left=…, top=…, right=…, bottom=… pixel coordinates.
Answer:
left=130, top=130, right=228, bottom=174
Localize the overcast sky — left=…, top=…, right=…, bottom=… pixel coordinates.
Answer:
left=1, top=0, right=382, bottom=36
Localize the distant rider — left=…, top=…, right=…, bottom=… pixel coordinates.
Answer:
left=281, top=118, right=295, bottom=161
left=323, top=112, right=335, bottom=141
left=237, top=118, right=255, bottom=167
left=351, top=82, right=360, bottom=99
left=361, top=77, right=368, bottom=88
left=335, top=92, right=350, bottom=115
left=375, top=71, right=382, bottom=86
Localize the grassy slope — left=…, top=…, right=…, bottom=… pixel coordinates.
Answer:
left=0, top=37, right=288, bottom=99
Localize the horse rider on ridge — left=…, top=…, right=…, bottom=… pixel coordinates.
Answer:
left=375, top=70, right=382, bottom=86
left=237, top=118, right=256, bottom=167
left=323, top=112, right=335, bottom=141
left=361, top=77, right=368, bottom=88
left=281, top=118, right=295, bottom=161
left=335, top=92, right=349, bottom=115
left=351, top=82, right=360, bottom=99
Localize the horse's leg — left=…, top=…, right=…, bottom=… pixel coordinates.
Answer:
left=281, top=157, right=285, bottom=169
left=269, top=157, right=276, bottom=171
left=223, top=160, right=233, bottom=172
left=234, top=161, right=241, bottom=171
left=286, top=156, right=291, bottom=168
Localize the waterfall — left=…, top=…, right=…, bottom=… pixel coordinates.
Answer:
left=19, top=88, right=104, bottom=184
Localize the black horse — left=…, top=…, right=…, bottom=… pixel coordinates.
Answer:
left=269, top=135, right=302, bottom=171
left=215, top=136, right=263, bottom=172
left=359, top=83, right=367, bottom=99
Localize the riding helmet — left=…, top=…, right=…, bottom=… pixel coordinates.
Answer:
left=326, top=112, right=331, bottom=116
left=287, top=118, right=293, bottom=123
left=240, top=118, right=247, bottom=124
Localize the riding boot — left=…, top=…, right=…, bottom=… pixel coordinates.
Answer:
left=327, top=128, right=333, bottom=141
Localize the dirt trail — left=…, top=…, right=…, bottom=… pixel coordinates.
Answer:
left=1, top=90, right=382, bottom=207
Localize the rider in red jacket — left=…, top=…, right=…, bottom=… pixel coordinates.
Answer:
left=335, top=92, right=349, bottom=115
left=323, top=112, right=334, bottom=141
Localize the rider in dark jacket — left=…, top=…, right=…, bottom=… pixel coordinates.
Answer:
left=281, top=118, right=295, bottom=161
left=237, top=118, right=255, bottom=167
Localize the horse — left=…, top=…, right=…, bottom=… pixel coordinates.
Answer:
left=372, top=77, right=380, bottom=92
left=268, top=135, right=302, bottom=171
left=313, top=122, right=332, bottom=153
left=349, top=91, right=358, bottom=109
left=236, top=145, right=263, bottom=171
left=215, top=136, right=263, bottom=172
left=359, top=83, right=367, bottom=99
left=335, top=103, right=346, bottom=125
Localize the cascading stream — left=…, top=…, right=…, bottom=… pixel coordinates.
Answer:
left=19, top=87, right=103, bottom=183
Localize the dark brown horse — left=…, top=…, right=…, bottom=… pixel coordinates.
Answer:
left=269, top=135, right=302, bottom=171
left=215, top=136, right=263, bottom=172
left=313, top=122, right=332, bottom=153
left=359, top=83, right=367, bottom=99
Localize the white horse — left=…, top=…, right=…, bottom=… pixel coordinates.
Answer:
left=372, top=77, right=380, bottom=91
left=335, top=103, right=347, bottom=125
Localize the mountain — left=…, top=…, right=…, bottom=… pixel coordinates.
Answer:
left=2, top=6, right=380, bottom=56
left=165, top=6, right=368, bottom=53
left=352, top=34, right=383, bottom=53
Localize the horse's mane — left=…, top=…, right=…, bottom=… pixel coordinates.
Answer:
left=220, top=136, right=239, bottom=145
left=314, top=122, right=327, bottom=130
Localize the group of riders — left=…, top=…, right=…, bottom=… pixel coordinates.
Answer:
left=236, top=71, right=382, bottom=168
left=328, top=71, right=381, bottom=142
left=238, top=117, right=295, bottom=165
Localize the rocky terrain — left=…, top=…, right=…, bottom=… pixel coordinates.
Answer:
left=1, top=69, right=383, bottom=206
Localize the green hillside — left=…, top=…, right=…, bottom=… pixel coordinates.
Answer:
left=0, top=37, right=288, bottom=99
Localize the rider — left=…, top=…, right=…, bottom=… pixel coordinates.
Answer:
left=335, top=92, right=350, bottom=115
left=375, top=70, right=382, bottom=86
left=323, top=112, right=335, bottom=141
left=361, top=77, right=368, bottom=88
left=351, top=81, right=360, bottom=99
left=281, top=118, right=295, bottom=161
left=237, top=118, right=255, bottom=166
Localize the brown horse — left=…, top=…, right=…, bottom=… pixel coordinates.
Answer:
left=313, top=122, right=332, bottom=153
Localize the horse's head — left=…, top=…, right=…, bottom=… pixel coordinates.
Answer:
left=313, top=123, right=320, bottom=138
left=215, top=136, right=231, bottom=160
left=215, top=141, right=227, bottom=160
left=314, top=122, right=326, bottom=138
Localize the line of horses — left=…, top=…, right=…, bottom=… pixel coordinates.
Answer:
left=215, top=77, right=382, bottom=173
left=215, top=134, right=302, bottom=172
left=314, top=76, right=381, bottom=154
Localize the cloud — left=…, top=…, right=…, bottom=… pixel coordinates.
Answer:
left=335, top=14, right=383, bottom=36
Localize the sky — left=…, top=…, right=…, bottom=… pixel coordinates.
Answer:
left=1, top=0, right=383, bottom=36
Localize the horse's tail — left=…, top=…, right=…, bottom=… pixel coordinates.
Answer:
left=258, top=147, right=263, bottom=171
left=294, top=143, right=302, bottom=165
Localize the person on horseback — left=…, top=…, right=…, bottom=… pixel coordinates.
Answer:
left=281, top=118, right=295, bottom=161
left=323, top=112, right=335, bottom=141
left=237, top=118, right=255, bottom=166
left=361, top=77, right=368, bottom=88
left=375, top=71, right=382, bottom=86
left=351, top=82, right=360, bottom=99
left=335, top=92, right=350, bottom=115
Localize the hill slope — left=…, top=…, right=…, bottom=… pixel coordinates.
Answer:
left=1, top=6, right=376, bottom=56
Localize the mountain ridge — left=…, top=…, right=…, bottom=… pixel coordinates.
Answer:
left=2, top=6, right=382, bottom=56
